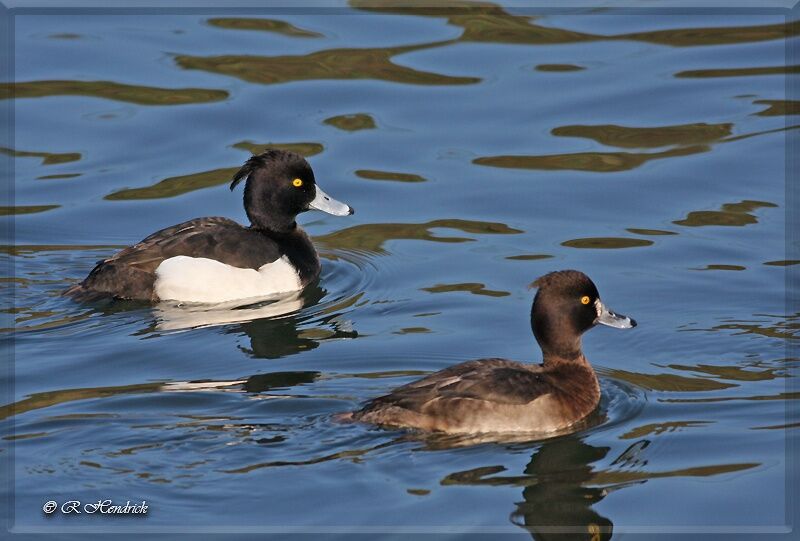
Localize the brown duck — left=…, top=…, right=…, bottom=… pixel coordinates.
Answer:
left=346, top=270, right=636, bottom=435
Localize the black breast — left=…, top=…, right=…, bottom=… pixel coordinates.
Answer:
left=267, top=227, right=320, bottom=286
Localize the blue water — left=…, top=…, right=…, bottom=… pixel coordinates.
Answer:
left=2, top=4, right=797, bottom=539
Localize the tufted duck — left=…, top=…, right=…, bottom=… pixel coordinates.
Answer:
left=65, top=150, right=353, bottom=303
left=345, top=270, right=635, bottom=434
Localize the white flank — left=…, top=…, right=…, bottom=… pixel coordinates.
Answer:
left=154, top=255, right=302, bottom=303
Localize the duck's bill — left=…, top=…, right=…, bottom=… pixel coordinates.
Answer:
left=596, top=301, right=637, bottom=329
left=309, top=185, right=354, bottom=216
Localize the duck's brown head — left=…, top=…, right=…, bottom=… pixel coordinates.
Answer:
left=530, top=270, right=635, bottom=361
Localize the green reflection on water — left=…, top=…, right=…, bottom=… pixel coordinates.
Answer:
left=473, top=145, right=708, bottom=172
left=673, top=200, right=778, bottom=227
left=693, top=264, right=747, bottom=271
left=722, top=124, right=800, bottom=143
left=506, top=254, right=554, bottom=261
left=607, top=369, right=737, bottom=391
left=393, top=326, right=432, bottom=334
left=167, top=4, right=799, bottom=96
left=352, top=0, right=796, bottom=47
left=230, top=141, right=324, bottom=156
left=0, top=146, right=81, bottom=165
left=710, top=320, right=799, bottom=340
left=752, top=100, right=800, bottom=116
left=37, top=173, right=82, bottom=180
left=589, top=462, right=759, bottom=483
left=0, top=80, right=228, bottom=105
left=676, top=65, right=800, bottom=78
left=105, top=167, right=238, bottom=201
left=474, top=120, right=797, bottom=173
left=0, top=205, right=60, bottom=216
left=207, top=17, right=322, bottom=37
left=664, top=363, right=786, bottom=382
left=0, top=370, right=331, bottom=421
left=422, top=282, right=510, bottom=297
left=324, top=113, right=377, bottom=131
left=551, top=122, right=732, bottom=149
left=473, top=121, right=736, bottom=173
left=617, top=21, right=796, bottom=47
left=625, top=228, right=678, bottom=236
left=561, top=237, right=654, bottom=249
left=352, top=0, right=596, bottom=46
left=680, top=313, right=798, bottom=340
left=0, top=382, right=163, bottom=420
left=535, top=64, right=585, bottom=72
left=175, top=41, right=480, bottom=86
left=317, top=219, right=522, bottom=253
left=355, top=169, right=427, bottom=182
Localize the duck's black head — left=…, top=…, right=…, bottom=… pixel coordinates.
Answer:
left=530, top=270, right=635, bottom=361
left=231, top=149, right=353, bottom=233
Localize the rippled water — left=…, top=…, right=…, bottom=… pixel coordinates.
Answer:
left=2, top=4, right=798, bottom=538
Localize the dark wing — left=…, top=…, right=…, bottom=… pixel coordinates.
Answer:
left=71, top=217, right=282, bottom=300
left=358, top=359, right=553, bottom=417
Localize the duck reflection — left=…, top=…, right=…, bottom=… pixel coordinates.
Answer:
left=161, top=370, right=321, bottom=394
left=233, top=307, right=357, bottom=360
left=156, top=285, right=358, bottom=358
left=438, top=435, right=616, bottom=540
left=154, top=291, right=306, bottom=331
left=433, top=429, right=760, bottom=539
left=511, top=437, right=613, bottom=541
left=137, top=283, right=357, bottom=358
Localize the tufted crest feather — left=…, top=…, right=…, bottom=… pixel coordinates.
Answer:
left=230, top=149, right=299, bottom=191
left=529, top=269, right=592, bottom=291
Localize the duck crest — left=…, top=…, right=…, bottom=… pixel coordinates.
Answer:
left=230, top=149, right=295, bottom=191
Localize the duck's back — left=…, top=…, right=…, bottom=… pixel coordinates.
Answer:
left=352, top=358, right=600, bottom=434
left=65, top=217, right=318, bottom=302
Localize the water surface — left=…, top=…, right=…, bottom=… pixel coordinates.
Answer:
left=3, top=4, right=797, bottom=539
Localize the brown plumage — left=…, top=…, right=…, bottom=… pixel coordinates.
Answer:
left=348, top=270, right=636, bottom=435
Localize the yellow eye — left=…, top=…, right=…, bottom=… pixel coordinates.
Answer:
left=292, top=178, right=303, bottom=188
left=581, top=296, right=591, bottom=305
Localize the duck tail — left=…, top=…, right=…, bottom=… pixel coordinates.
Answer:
left=62, top=283, right=85, bottom=298
left=62, top=282, right=107, bottom=302
left=331, top=411, right=356, bottom=424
